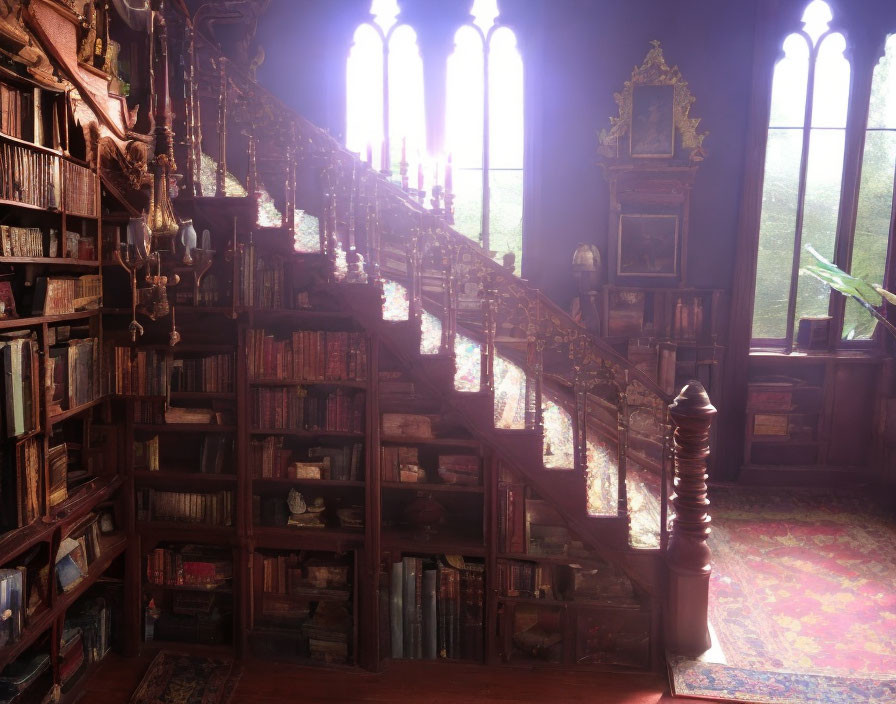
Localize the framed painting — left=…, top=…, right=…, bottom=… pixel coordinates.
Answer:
left=617, top=214, right=679, bottom=278
left=630, top=84, right=675, bottom=158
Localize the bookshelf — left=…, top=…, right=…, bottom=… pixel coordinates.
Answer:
left=0, top=74, right=124, bottom=700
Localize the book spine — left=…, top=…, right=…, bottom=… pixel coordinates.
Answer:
left=390, top=560, right=403, bottom=659
left=423, top=568, right=437, bottom=660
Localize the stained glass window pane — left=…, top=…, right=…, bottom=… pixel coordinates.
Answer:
left=810, top=33, right=849, bottom=128
left=542, top=396, right=574, bottom=470
left=752, top=33, right=809, bottom=341
left=793, top=127, right=846, bottom=335
left=752, top=129, right=804, bottom=339
left=626, top=463, right=661, bottom=550
left=768, top=34, right=810, bottom=128
left=867, top=35, right=896, bottom=129
left=388, top=25, right=426, bottom=175
left=845, top=36, right=896, bottom=339
left=489, top=169, right=523, bottom=266
left=586, top=439, right=618, bottom=517
left=200, top=153, right=246, bottom=198
left=382, top=279, right=409, bottom=321
left=346, top=24, right=384, bottom=158
left=454, top=333, right=481, bottom=392
left=447, top=25, right=484, bottom=244
left=452, top=168, right=483, bottom=243
left=294, top=211, right=321, bottom=253
left=494, top=355, right=526, bottom=429
left=420, top=310, right=442, bottom=355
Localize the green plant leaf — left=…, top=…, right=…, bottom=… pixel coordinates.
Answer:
left=872, top=284, right=896, bottom=306
left=803, top=245, right=882, bottom=305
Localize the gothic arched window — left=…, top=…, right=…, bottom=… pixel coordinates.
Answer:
left=347, top=0, right=524, bottom=269
left=751, top=0, right=896, bottom=346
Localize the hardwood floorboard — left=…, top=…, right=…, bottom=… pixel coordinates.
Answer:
left=85, top=653, right=719, bottom=703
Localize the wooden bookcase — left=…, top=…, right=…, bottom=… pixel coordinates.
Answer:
left=0, top=77, right=127, bottom=701
left=96, top=217, right=659, bottom=675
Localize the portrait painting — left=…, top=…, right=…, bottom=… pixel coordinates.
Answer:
left=630, top=84, right=675, bottom=158
left=617, top=214, right=678, bottom=277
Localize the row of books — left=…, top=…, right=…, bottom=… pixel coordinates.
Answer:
left=496, top=559, right=549, bottom=599
left=111, top=347, right=170, bottom=396
left=170, top=354, right=234, bottom=393
left=145, top=545, right=232, bottom=589
left=55, top=513, right=106, bottom=593
left=388, top=557, right=484, bottom=661
left=61, top=160, right=98, bottom=218
left=47, top=337, right=100, bottom=413
left=0, top=81, right=31, bottom=140
left=33, top=275, right=102, bottom=315
left=1, top=436, right=43, bottom=531
left=136, top=488, right=234, bottom=526
left=250, top=436, right=364, bottom=481
left=251, top=387, right=365, bottom=432
left=0, top=332, right=39, bottom=438
left=62, top=595, right=114, bottom=680
left=671, top=295, right=706, bottom=340
left=240, top=250, right=288, bottom=309
left=0, top=226, right=44, bottom=258
left=0, top=568, right=26, bottom=647
left=259, top=555, right=350, bottom=600
left=247, top=329, right=368, bottom=382
left=0, top=140, right=61, bottom=209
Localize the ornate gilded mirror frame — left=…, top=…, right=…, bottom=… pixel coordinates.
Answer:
left=598, top=40, right=708, bottom=163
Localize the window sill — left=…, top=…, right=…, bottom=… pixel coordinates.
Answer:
left=749, top=347, right=885, bottom=361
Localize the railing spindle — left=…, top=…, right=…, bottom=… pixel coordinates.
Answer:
left=480, top=278, right=496, bottom=393
left=215, top=57, right=227, bottom=198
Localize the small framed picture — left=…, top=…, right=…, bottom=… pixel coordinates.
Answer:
left=630, top=84, right=675, bottom=158
left=617, top=214, right=679, bottom=278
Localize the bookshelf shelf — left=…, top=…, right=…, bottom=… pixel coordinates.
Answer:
left=136, top=522, right=237, bottom=545
left=0, top=519, right=54, bottom=567
left=0, top=257, right=99, bottom=268
left=380, top=435, right=481, bottom=449
left=249, top=429, right=365, bottom=439
left=249, top=379, right=368, bottom=389
left=252, top=478, right=365, bottom=489
left=170, top=391, right=237, bottom=401
left=0, top=534, right=127, bottom=671
left=247, top=308, right=355, bottom=324
left=133, top=424, right=238, bottom=433
left=144, top=583, right=233, bottom=595
left=134, top=471, right=238, bottom=487
left=381, top=481, right=483, bottom=495
left=382, top=529, right=486, bottom=556
left=252, top=526, right=364, bottom=550
left=496, top=596, right=643, bottom=611
left=0, top=198, right=60, bottom=212
left=0, top=309, right=99, bottom=330
left=48, top=396, right=106, bottom=426
left=51, top=475, right=124, bottom=527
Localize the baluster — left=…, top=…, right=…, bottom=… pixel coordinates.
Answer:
left=573, top=376, right=588, bottom=510
left=480, top=277, right=496, bottom=393
left=406, top=218, right=421, bottom=326
left=285, top=141, right=296, bottom=238
left=666, top=381, right=716, bottom=655
left=324, top=167, right=338, bottom=277
left=661, top=408, right=672, bottom=551
left=618, top=373, right=630, bottom=521
left=215, top=57, right=227, bottom=198
left=183, top=24, right=199, bottom=197
left=446, top=243, right=459, bottom=356
left=246, top=129, right=257, bottom=200
left=366, top=176, right=381, bottom=284
left=440, top=240, right=454, bottom=355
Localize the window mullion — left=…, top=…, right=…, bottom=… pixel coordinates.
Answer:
left=784, top=42, right=819, bottom=352
left=481, top=30, right=491, bottom=253
left=830, top=44, right=877, bottom=347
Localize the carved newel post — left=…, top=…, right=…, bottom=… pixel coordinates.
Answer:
left=666, top=380, right=716, bottom=655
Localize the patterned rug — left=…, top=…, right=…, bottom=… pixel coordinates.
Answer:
left=669, top=487, right=896, bottom=703
left=130, top=651, right=238, bottom=704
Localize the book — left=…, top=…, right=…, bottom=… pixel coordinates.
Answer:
left=423, top=569, right=437, bottom=659
left=390, top=561, right=403, bottom=658
left=1, top=333, right=38, bottom=437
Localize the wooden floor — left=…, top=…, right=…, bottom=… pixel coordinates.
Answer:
left=85, top=652, right=718, bottom=703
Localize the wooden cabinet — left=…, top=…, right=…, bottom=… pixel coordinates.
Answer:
left=742, top=353, right=882, bottom=483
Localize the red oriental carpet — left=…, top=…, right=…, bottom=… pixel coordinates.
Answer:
left=130, top=651, right=239, bottom=704
left=669, top=487, right=896, bottom=703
